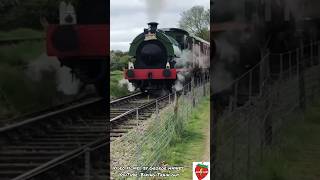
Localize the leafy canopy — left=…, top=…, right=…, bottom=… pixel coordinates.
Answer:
left=179, top=6, right=210, bottom=41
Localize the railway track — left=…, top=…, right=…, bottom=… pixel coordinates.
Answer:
left=110, top=92, right=174, bottom=141
left=0, top=96, right=107, bottom=180
left=0, top=92, right=173, bottom=179
left=1, top=94, right=99, bottom=126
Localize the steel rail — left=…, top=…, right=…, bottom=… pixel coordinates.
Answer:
left=110, top=92, right=142, bottom=104
left=0, top=98, right=103, bottom=133
left=13, top=138, right=107, bottom=180
left=110, top=94, right=169, bottom=122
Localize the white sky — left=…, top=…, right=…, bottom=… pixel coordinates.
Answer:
left=111, top=0, right=210, bottom=51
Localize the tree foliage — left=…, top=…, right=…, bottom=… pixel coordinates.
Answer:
left=0, top=0, right=79, bottom=30
left=110, top=50, right=130, bottom=71
left=179, top=6, right=210, bottom=41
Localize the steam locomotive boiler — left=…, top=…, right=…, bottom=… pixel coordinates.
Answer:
left=124, top=22, right=210, bottom=92
left=46, top=0, right=108, bottom=96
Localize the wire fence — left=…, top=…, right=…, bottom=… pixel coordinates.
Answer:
left=212, top=41, right=320, bottom=180
left=111, top=76, right=210, bottom=179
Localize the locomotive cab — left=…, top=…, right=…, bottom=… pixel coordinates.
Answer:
left=161, top=28, right=190, bottom=50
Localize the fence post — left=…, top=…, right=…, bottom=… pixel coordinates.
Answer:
left=318, top=42, right=320, bottom=64
left=311, top=41, right=314, bottom=65
left=297, top=48, right=300, bottom=76
left=247, top=113, right=251, bottom=180
left=298, top=45, right=306, bottom=110
left=233, top=82, right=238, bottom=109
left=136, top=108, right=139, bottom=125
left=203, top=75, right=206, bottom=96
left=249, top=70, right=253, bottom=102
left=259, top=59, right=264, bottom=96
left=289, top=51, right=292, bottom=77
left=280, top=53, right=283, bottom=79
left=156, top=99, right=159, bottom=118
left=85, top=148, right=91, bottom=180
left=169, top=93, right=171, bottom=104
left=231, top=135, right=236, bottom=180
left=260, top=124, right=264, bottom=164
left=192, top=78, right=195, bottom=107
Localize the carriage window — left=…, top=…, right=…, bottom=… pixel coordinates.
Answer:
left=200, top=43, right=204, bottom=53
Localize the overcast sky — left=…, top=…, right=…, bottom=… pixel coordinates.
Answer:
left=111, top=0, right=210, bottom=51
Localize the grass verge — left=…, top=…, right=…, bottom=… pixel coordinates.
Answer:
left=110, top=70, right=130, bottom=98
left=0, top=28, right=44, bottom=67
left=255, top=100, right=320, bottom=180
left=162, top=96, right=210, bottom=179
left=0, top=28, right=43, bottom=41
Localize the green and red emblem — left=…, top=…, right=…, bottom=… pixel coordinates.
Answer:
left=194, top=163, right=209, bottom=180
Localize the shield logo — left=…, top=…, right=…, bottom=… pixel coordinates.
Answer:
left=194, top=163, right=209, bottom=180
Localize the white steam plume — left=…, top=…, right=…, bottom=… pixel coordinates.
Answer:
left=212, top=36, right=239, bottom=93
left=174, top=50, right=193, bottom=91
left=26, top=53, right=81, bottom=95
left=212, top=62, right=233, bottom=93
left=175, top=50, right=193, bottom=69
left=119, top=79, right=135, bottom=92
left=143, top=0, right=167, bottom=21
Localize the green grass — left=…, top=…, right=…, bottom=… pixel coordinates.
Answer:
left=110, top=70, right=130, bottom=98
left=0, top=28, right=44, bottom=67
left=161, top=97, right=210, bottom=179
left=0, top=28, right=43, bottom=40
left=0, top=64, right=65, bottom=117
left=0, top=28, right=78, bottom=120
left=0, top=41, right=44, bottom=67
left=255, top=100, right=320, bottom=180
left=0, top=28, right=47, bottom=119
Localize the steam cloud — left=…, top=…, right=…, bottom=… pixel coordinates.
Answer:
left=119, top=79, right=135, bottom=92
left=26, top=53, right=81, bottom=95
left=144, top=0, right=167, bottom=21
left=174, top=50, right=193, bottom=91
left=212, top=34, right=240, bottom=93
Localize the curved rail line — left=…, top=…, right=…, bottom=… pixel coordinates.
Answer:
left=0, top=92, right=171, bottom=179
left=0, top=95, right=106, bottom=179
left=109, top=93, right=174, bottom=141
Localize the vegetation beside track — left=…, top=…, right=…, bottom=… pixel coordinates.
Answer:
left=110, top=82, right=210, bottom=179
left=255, top=100, right=320, bottom=180
left=0, top=28, right=43, bottom=41
left=0, top=29, right=83, bottom=121
left=0, top=29, right=44, bottom=67
left=161, top=97, right=210, bottom=179
left=110, top=70, right=130, bottom=99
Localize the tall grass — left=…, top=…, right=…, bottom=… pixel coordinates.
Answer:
left=255, top=100, right=320, bottom=180
left=0, top=28, right=44, bottom=67
left=162, top=97, right=210, bottom=180
left=111, top=90, right=210, bottom=179
left=0, top=28, right=80, bottom=121
left=0, top=41, right=44, bottom=67
left=0, top=28, right=43, bottom=40
left=110, top=70, right=130, bottom=98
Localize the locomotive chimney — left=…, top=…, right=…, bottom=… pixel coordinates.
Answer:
left=148, top=22, right=158, bottom=33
